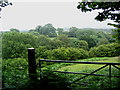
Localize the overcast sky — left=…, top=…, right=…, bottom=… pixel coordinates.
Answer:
left=1, top=0, right=116, bottom=31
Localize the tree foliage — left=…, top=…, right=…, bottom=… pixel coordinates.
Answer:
left=2, top=1, right=120, bottom=89
left=70, top=39, right=89, bottom=50
left=0, top=0, right=12, bottom=18
left=2, top=32, right=34, bottom=59
left=68, top=27, right=78, bottom=37
left=44, top=47, right=89, bottom=60
left=2, top=58, right=28, bottom=88
left=112, top=28, right=120, bottom=43
left=10, top=28, right=20, bottom=32
left=2, top=27, right=115, bottom=59
left=76, top=30, right=99, bottom=48
left=34, top=24, right=57, bottom=37
left=77, top=2, right=120, bottom=23
left=57, top=35, right=70, bottom=47
left=89, top=43, right=120, bottom=57
left=0, top=0, right=12, bottom=7
left=77, top=2, right=120, bottom=43
left=56, top=28, right=64, bottom=36
left=2, top=27, right=120, bottom=89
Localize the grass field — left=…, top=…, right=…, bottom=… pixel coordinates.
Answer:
left=41, top=57, right=120, bottom=88
left=58, top=57, right=120, bottom=72
left=54, top=57, right=120, bottom=88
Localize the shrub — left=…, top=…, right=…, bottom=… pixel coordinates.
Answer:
left=2, top=58, right=70, bottom=89
left=44, top=47, right=69, bottom=60
left=70, top=39, right=89, bottom=50
left=36, top=46, right=47, bottom=59
left=44, top=47, right=89, bottom=60
left=2, top=58, right=28, bottom=89
left=89, top=43, right=120, bottom=57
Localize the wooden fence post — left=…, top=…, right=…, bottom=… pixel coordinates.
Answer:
left=28, top=48, right=37, bottom=80
left=109, top=65, right=111, bottom=87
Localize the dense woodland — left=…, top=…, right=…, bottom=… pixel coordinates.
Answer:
left=1, top=23, right=120, bottom=89
left=2, top=24, right=120, bottom=60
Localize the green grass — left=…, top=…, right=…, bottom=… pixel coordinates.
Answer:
left=48, top=37, right=56, bottom=40
left=58, top=57, right=120, bottom=73
left=40, top=57, right=120, bottom=88
left=56, top=57, right=120, bottom=88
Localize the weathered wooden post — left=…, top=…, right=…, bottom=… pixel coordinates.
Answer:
left=109, top=64, right=111, bottom=87
left=28, top=48, right=37, bottom=80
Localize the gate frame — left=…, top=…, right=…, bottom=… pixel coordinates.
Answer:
left=39, top=59, right=120, bottom=85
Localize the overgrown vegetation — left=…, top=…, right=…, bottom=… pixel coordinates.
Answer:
left=2, top=25, right=120, bottom=89
left=2, top=26, right=118, bottom=60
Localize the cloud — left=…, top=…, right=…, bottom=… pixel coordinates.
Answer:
left=1, top=2, right=114, bottom=31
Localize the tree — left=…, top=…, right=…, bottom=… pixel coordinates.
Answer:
left=56, top=28, right=64, bottom=36
left=10, top=28, right=19, bottom=32
left=77, top=2, right=120, bottom=24
left=0, top=0, right=12, bottom=18
left=77, top=2, right=120, bottom=43
left=45, top=47, right=89, bottom=60
left=97, top=37, right=109, bottom=46
left=41, top=24, right=57, bottom=37
left=35, top=25, right=43, bottom=34
left=49, top=39, right=63, bottom=49
left=57, top=35, right=70, bottom=47
left=29, top=29, right=35, bottom=32
left=70, top=39, right=89, bottom=50
left=76, top=30, right=99, bottom=48
left=78, top=40, right=89, bottom=50
left=2, top=32, right=39, bottom=59
left=112, top=28, right=120, bottom=43
left=68, top=27, right=78, bottom=37
left=89, top=43, right=120, bottom=57
left=97, top=31, right=115, bottom=43
left=0, top=0, right=12, bottom=7
left=70, top=38, right=81, bottom=48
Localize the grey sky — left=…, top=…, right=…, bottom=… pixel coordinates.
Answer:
left=1, top=1, right=115, bottom=31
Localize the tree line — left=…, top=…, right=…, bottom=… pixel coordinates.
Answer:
left=2, top=24, right=120, bottom=60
